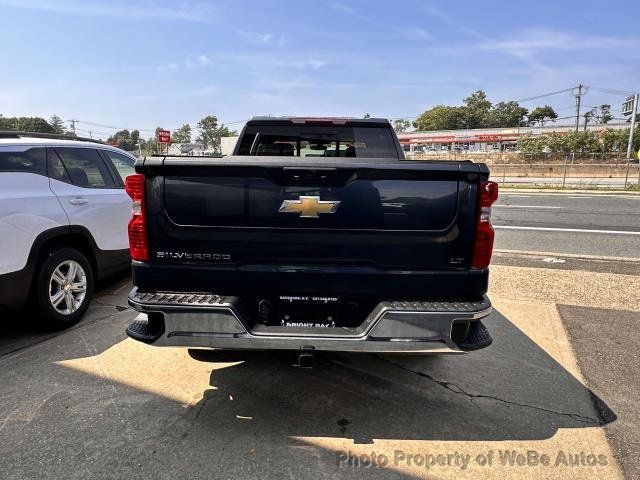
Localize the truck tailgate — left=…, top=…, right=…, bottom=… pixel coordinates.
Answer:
left=136, top=157, right=488, bottom=296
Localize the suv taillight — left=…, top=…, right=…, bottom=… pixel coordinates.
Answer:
left=471, top=180, right=498, bottom=269
left=124, top=174, right=149, bottom=262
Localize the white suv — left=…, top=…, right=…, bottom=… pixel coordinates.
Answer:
left=0, top=133, right=137, bottom=327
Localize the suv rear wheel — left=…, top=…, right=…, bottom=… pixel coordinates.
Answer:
left=34, top=248, right=94, bottom=328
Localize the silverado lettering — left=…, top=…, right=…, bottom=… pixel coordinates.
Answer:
left=156, top=251, right=231, bottom=261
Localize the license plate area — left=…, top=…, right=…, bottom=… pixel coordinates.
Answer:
left=279, top=296, right=338, bottom=328
left=251, top=295, right=378, bottom=329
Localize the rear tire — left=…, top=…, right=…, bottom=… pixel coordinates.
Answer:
left=33, top=248, right=94, bottom=329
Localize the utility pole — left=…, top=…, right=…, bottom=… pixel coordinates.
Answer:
left=67, top=119, right=78, bottom=136
left=573, top=84, right=584, bottom=132
left=583, top=112, right=589, bottom=131
left=624, top=93, right=638, bottom=187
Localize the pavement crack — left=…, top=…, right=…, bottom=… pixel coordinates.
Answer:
left=92, top=299, right=131, bottom=311
left=374, top=355, right=600, bottom=425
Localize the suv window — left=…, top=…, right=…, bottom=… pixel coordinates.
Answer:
left=51, top=147, right=116, bottom=188
left=102, top=150, right=135, bottom=183
left=0, top=147, right=46, bottom=175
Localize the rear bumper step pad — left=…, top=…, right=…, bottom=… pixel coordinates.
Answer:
left=127, top=288, right=493, bottom=353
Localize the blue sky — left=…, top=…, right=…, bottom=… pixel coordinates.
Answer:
left=0, top=0, right=639, bottom=138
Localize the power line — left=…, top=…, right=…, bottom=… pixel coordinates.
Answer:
left=76, top=118, right=249, bottom=135
left=76, top=120, right=157, bottom=133
left=590, top=86, right=634, bottom=96
left=512, top=88, right=575, bottom=103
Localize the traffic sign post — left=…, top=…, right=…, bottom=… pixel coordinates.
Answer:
left=623, top=94, right=638, bottom=187
left=156, top=129, right=171, bottom=155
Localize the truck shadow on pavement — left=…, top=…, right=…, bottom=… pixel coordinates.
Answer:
left=1, top=305, right=619, bottom=479
left=184, top=308, right=615, bottom=443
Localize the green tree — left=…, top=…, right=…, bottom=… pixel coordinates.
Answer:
left=196, top=115, right=219, bottom=151
left=145, top=136, right=158, bottom=155
left=414, top=90, right=530, bottom=130
left=195, top=116, right=236, bottom=154
left=600, top=129, right=622, bottom=153
left=3, top=116, right=56, bottom=133
left=413, top=105, right=463, bottom=131
left=485, top=101, right=529, bottom=128
left=107, top=129, right=138, bottom=151
left=49, top=115, right=65, bottom=134
left=461, top=90, right=492, bottom=128
left=517, top=134, right=546, bottom=153
left=393, top=119, right=411, bottom=133
left=586, top=104, right=613, bottom=125
left=172, top=124, right=192, bottom=143
left=0, top=115, right=16, bottom=130
left=217, top=124, right=237, bottom=138
left=528, top=106, right=558, bottom=126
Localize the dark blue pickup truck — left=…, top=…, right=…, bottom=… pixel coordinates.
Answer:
left=124, top=117, right=498, bottom=358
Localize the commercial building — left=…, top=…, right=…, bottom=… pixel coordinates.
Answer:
left=396, top=122, right=630, bottom=153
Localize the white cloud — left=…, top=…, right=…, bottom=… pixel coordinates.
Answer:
left=189, top=84, right=217, bottom=97
left=0, top=0, right=214, bottom=22
left=399, top=27, right=432, bottom=41
left=185, top=54, right=212, bottom=68
left=329, top=2, right=431, bottom=41
left=157, top=63, right=179, bottom=72
left=239, top=30, right=273, bottom=44
left=306, top=59, right=327, bottom=70
left=478, top=29, right=640, bottom=58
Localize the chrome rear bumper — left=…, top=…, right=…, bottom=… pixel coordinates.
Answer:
left=126, top=289, right=493, bottom=353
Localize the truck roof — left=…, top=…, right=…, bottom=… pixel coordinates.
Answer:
left=247, top=116, right=391, bottom=126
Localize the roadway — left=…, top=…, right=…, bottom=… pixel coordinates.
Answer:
left=493, top=191, right=640, bottom=259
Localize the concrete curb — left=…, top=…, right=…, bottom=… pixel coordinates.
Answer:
left=500, top=188, right=640, bottom=196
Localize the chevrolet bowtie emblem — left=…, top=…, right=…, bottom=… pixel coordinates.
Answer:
left=278, top=196, right=341, bottom=218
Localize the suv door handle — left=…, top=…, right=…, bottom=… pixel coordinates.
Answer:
left=69, top=197, right=88, bottom=205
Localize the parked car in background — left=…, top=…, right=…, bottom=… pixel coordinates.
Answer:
left=0, top=132, right=136, bottom=327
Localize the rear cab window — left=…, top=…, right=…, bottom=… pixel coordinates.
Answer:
left=235, top=122, right=400, bottom=159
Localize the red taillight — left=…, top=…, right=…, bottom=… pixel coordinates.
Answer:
left=124, top=174, right=149, bottom=262
left=471, top=181, right=498, bottom=269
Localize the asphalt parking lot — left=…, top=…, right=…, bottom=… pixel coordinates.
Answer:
left=1, top=191, right=638, bottom=480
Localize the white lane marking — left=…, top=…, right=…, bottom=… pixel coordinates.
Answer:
left=494, top=248, right=640, bottom=261
left=494, top=225, right=640, bottom=236
left=494, top=205, right=562, bottom=209
left=541, top=257, right=566, bottom=264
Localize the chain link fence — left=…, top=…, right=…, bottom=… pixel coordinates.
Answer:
left=405, top=152, right=640, bottom=187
